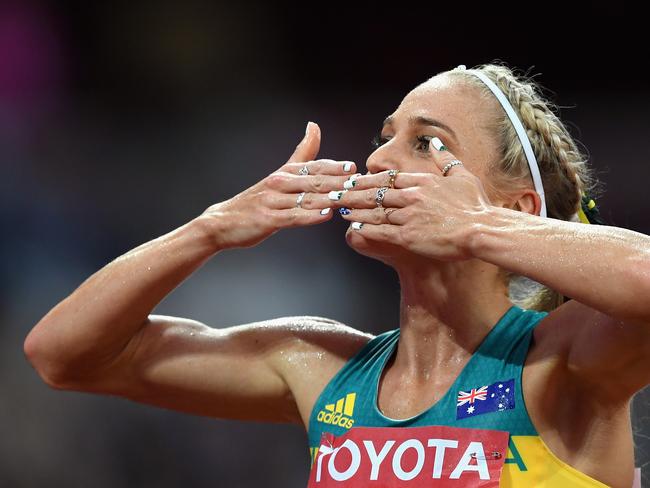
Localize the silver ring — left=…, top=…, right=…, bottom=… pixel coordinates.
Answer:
left=375, top=186, right=388, bottom=208
left=296, top=192, right=306, bottom=208
left=442, top=159, right=463, bottom=176
left=298, top=165, right=309, bottom=176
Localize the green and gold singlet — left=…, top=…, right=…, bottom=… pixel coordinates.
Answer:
left=307, top=305, right=608, bottom=487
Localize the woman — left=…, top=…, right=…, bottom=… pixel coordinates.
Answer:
left=24, top=63, right=647, bottom=487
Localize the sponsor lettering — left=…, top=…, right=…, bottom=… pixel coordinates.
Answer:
left=317, top=393, right=356, bottom=430
left=308, top=425, right=509, bottom=487
left=317, top=410, right=355, bottom=429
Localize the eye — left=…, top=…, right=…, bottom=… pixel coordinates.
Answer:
left=370, top=134, right=434, bottom=152
left=370, top=134, right=389, bottom=149
left=416, top=135, right=433, bottom=152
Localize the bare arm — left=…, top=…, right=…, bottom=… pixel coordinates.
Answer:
left=23, top=122, right=367, bottom=423
left=60, top=313, right=367, bottom=424
left=471, top=206, right=650, bottom=396
left=472, top=207, right=650, bottom=325
left=23, top=216, right=220, bottom=386
left=336, top=142, right=650, bottom=397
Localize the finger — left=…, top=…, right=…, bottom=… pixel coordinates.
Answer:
left=289, top=122, right=320, bottom=162
left=328, top=186, right=410, bottom=209
left=346, top=221, right=405, bottom=244
left=429, top=137, right=474, bottom=178
left=266, top=191, right=336, bottom=210
left=287, top=122, right=321, bottom=163
left=283, top=159, right=358, bottom=175
left=267, top=172, right=360, bottom=194
left=347, top=170, right=437, bottom=191
left=273, top=206, right=333, bottom=228
left=337, top=207, right=406, bottom=225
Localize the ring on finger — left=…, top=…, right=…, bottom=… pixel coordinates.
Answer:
left=296, top=191, right=306, bottom=208
left=298, top=165, right=309, bottom=176
left=387, top=169, right=399, bottom=189
left=383, top=207, right=396, bottom=223
left=441, top=159, right=463, bottom=176
left=375, top=186, right=389, bottom=208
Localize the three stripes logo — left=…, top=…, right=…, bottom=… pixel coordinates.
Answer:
left=316, top=393, right=356, bottom=429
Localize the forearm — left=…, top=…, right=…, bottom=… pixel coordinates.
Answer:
left=24, top=215, right=222, bottom=382
left=471, top=206, right=650, bottom=324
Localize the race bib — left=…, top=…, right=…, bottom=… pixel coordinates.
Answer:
left=308, top=425, right=509, bottom=487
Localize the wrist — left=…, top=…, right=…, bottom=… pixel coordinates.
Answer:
left=188, top=214, right=228, bottom=255
left=466, top=206, right=515, bottom=259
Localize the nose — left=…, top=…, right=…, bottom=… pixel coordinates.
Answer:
left=365, top=138, right=403, bottom=175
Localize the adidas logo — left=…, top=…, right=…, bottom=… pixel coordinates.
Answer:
left=317, top=393, right=356, bottom=429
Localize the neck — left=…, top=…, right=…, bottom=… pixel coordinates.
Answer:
left=392, top=257, right=513, bottom=379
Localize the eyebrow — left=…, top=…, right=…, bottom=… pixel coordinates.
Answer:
left=382, top=115, right=457, bottom=140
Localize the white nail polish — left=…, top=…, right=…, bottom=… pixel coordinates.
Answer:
left=328, top=190, right=344, bottom=200
left=320, top=208, right=331, bottom=215
left=431, top=137, right=445, bottom=151
left=343, top=179, right=357, bottom=190
left=343, top=162, right=353, bottom=172
left=351, top=222, right=363, bottom=230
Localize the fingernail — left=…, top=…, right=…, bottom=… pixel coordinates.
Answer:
left=351, top=222, right=364, bottom=230
left=431, top=137, right=447, bottom=151
left=343, top=162, right=354, bottom=172
left=328, top=190, right=345, bottom=201
left=343, top=179, right=357, bottom=190
left=305, top=121, right=312, bottom=137
left=339, top=207, right=351, bottom=215
left=320, top=207, right=331, bottom=215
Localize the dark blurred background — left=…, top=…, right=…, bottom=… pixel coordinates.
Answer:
left=2, top=1, right=648, bottom=486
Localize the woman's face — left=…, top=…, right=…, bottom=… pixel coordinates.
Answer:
left=366, top=75, right=498, bottom=179
left=345, top=75, right=502, bottom=262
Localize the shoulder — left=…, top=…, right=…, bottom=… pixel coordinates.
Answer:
left=261, top=316, right=375, bottom=428
left=257, top=315, right=375, bottom=375
left=531, top=299, right=638, bottom=363
left=260, top=315, right=375, bottom=353
left=528, top=299, right=650, bottom=398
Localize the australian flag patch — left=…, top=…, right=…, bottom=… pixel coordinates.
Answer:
left=456, top=379, right=515, bottom=420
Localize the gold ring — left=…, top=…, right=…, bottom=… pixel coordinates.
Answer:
left=383, top=207, right=396, bottom=223
left=387, top=169, right=399, bottom=188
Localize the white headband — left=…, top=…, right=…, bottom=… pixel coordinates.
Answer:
left=456, top=65, right=548, bottom=218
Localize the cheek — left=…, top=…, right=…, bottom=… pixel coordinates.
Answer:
left=480, top=175, right=511, bottom=206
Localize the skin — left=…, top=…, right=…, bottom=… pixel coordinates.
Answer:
left=24, top=74, right=650, bottom=488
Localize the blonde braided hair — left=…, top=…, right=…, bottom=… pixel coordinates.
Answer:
left=445, top=62, right=602, bottom=312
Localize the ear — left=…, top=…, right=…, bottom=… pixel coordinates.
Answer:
left=508, top=188, right=542, bottom=216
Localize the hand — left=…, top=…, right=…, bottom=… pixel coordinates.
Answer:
left=333, top=144, right=494, bottom=261
left=201, top=122, right=358, bottom=250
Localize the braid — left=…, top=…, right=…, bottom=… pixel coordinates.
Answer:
left=446, top=63, right=603, bottom=311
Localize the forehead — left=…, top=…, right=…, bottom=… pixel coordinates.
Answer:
left=385, top=75, right=491, bottom=136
